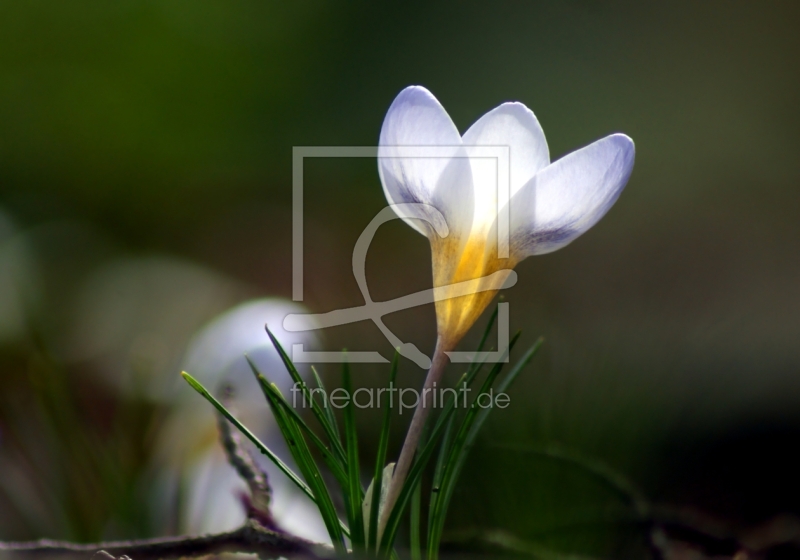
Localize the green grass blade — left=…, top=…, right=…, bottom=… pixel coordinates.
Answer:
left=381, top=314, right=519, bottom=554
left=410, top=474, right=422, bottom=560
left=311, top=365, right=341, bottom=439
left=180, top=371, right=313, bottom=501
left=245, top=357, right=349, bottom=487
left=448, top=305, right=499, bottom=398
left=425, top=328, right=511, bottom=445
left=378, top=399, right=451, bottom=556
left=425, top=317, right=499, bottom=539
left=467, top=339, right=542, bottom=443
left=472, top=305, right=499, bottom=359
left=261, top=380, right=347, bottom=553
left=266, top=327, right=348, bottom=465
left=379, top=361, right=484, bottom=556
left=342, top=361, right=365, bottom=551
left=425, top=361, right=506, bottom=560
left=427, top=340, right=523, bottom=558
left=428, top=412, right=454, bottom=537
left=427, top=337, right=542, bottom=559
left=368, top=350, right=399, bottom=552
left=447, top=304, right=500, bottom=390
left=245, top=358, right=347, bottom=473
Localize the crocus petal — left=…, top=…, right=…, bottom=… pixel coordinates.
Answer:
left=508, top=133, right=634, bottom=259
left=463, top=102, right=550, bottom=234
left=378, top=86, right=474, bottom=243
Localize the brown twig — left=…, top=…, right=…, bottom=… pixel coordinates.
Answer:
left=0, top=519, right=332, bottom=560
left=217, top=388, right=279, bottom=530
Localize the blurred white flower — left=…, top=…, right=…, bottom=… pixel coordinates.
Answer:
left=154, top=298, right=329, bottom=542
left=66, top=256, right=328, bottom=539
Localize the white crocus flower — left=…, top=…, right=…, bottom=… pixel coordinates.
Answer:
left=379, top=85, right=635, bottom=350
left=378, top=85, right=635, bottom=529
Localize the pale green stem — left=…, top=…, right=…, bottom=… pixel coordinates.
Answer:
left=378, top=338, right=449, bottom=536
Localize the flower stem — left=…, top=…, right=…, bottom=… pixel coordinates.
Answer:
left=379, top=338, right=449, bottom=537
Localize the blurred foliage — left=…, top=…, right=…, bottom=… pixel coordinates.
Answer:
left=1, top=1, right=800, bottom=557
left=0, top=333, right=162, bottom=539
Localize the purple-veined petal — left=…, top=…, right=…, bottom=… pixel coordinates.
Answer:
left=508, top=133, right=634, bottom=259
left=378, top=86, right=473, bottom=243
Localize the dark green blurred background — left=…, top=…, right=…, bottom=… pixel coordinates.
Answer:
left=1, top=1, right=799, bottom=557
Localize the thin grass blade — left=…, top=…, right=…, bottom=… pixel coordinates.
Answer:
left=245, top=357, right=349, bottom=487
left=342, top=361, right=365, bottom=550
left=368, top=350, right=399, bottom=552
left=428, top=340, right=523, bottom=558
left=266, top=327, right=348, bottom=464
left=426, top=331, right=517, bottom=441
left=180, top=371, right=313, bottom=500
left=378, top=361, right=487, bottom=556
left=426, top=315, right=499, bottom=537
left=312, top=365, right=341, bottom=439
left=472, top=306, right=499, bottom=368
left=427, top=337, right=542, bottom=558
left=261, top=380, right=348, bottom=552
left=378, top=399, right=452, bottom=555
left=384, top=315, right=520, bottom=554
left=428, top=412, right=454, bottom=537
left=410, top=475, right=422, bottom=560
